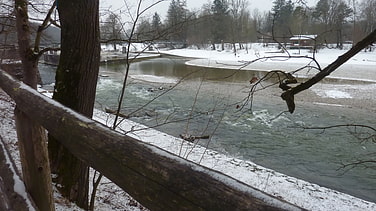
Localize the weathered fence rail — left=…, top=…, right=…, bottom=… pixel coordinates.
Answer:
left=0, top=69, right=305, bottom=211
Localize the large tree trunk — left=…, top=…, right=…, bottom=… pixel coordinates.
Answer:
left=48, top=0, right=100, bottom=209
left=14, top=0, right=55, bottom=210
left=0, top=70, right=304, bottom=211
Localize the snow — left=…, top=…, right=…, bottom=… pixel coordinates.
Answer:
left=92, top=110, right=376, bottom=211
left=130, top=74, right=178, bottom=84
left=161, top=44, right=376, bottom=82
left=0, top=89, right=145, bottom=211
left=0, top=88, right=36, bottom=210
left=0, top=137, right=36, bottom=211
left=290, top=35, right=317, bottom=40
left=0, top=59, right=22, bottom=64
left=313, top=89, right=352, bottom=99
left=97, top=44, right=375, bottom=210
left=0, top=43, right=375, bottom=210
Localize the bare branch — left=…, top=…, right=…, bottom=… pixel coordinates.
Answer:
left=281, top=29, right=376, bottom=113
left=34, top=1, right=57, bottom=53
left=36, top=47, right=60, bottom=58
left=292, top=124, right=376, bottom=143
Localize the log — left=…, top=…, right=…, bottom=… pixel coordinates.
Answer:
left=105, top=108, right=129, bottom=118
left=179, top=134, right=210, bottom=142
left=0, top=69, right=305, bottom=211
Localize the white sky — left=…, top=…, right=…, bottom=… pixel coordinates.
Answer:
left=100, top=0, right=317, bottom=19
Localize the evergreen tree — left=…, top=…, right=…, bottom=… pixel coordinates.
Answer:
left=211, top=0, right=230, bottom=44
left=136, top=18, right=152, bottom=40
left=166, top=0, right=188, bottom=42
left=312, top=0, right=330, bottom=26
left=312, top=0, right=352, bottom=48
left=332, top=0, right=352, bottom=48
left=291, top=6, right=310, bottom=35
left=186, top=4, right=212, bottom=48
left=271, top=0, right=294, bottom=40
left=151, top=12, right=162, bottom=34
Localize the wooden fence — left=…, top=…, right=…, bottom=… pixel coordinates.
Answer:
left=0, top=69, right=305, bottom=211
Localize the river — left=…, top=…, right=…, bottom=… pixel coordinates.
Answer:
left=39, top=56, right=376, bottom=203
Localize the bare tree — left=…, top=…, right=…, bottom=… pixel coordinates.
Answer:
left=101, top=12, right=124, bottom=50
left=228, top=0, right=250, bottom=51
left=360, top=0, right=376, bottom=41
left=12, top=0, right=56, bottom=210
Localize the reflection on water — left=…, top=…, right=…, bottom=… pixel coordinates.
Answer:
left=100, top=57, right=268, bottom=83
left=42, top=57, right=376, bottom=203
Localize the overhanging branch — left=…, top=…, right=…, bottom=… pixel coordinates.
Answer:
left=0, top=69, right=304, bottom=211
left=281, top=29, right=376, bottom=113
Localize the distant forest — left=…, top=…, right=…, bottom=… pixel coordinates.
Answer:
left=118, top=0, right=376, bottom=49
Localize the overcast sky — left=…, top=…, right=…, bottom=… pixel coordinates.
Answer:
left=100, top=0, right=317, bottom=19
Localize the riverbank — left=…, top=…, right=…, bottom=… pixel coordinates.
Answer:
left=161, top=46, right=376, bottom=82
left=95, top=66, right=376, bottom=209
left=1, top=44, right=375, bottom=210
left=41, top=51, right=161, bottom=66
left=158, top=46, right=376, bottom=113
left=100, top=51, right=161, bottom=64
left=92, top=108, right=376, bottom=211
left=2, top=86, right=375, bottom=210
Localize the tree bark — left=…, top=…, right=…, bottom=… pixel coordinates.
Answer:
left=0, top=69, right=305, bottom=211
left=48, top=0, right=100, bottom=209
left=14, top=1, right=55, bottom=210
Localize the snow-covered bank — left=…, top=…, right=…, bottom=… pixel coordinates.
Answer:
left=129, top=74, right=178, bottom=84
left=100, top=52, right=160, bottom=63
left=92, top=110, right=376, bottom=211
left=1, top=43, right=375, bottom=210
left=1, top=85, right=375, bottom=210
left=161, top=45, right=376, bottom=82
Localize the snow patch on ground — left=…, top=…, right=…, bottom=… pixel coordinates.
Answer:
left=92, top=110, right=376, bottom=211
left=166, top=45, right=376, bottom=82
left=1, top=44, right=375, bottom=210
left=314, top=89, right=352, bottom=99
left=0, top=137, right=36, bottom=211
left=130, top=74, right=178, bottom=84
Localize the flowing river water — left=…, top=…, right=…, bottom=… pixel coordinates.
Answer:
left=40, top=56, right=376, bottom=203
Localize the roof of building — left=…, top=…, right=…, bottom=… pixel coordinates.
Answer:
left=290, top=35, right=317, bottom=40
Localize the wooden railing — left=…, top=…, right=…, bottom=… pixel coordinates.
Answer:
left=0, top=69, right=304, bottom=211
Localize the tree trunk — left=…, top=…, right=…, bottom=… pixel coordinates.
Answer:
left=48, top=0, right=100, bottom=209
left=14, top=0, right=55, bottom=210
left=0, top=70, right=304, bottom=211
